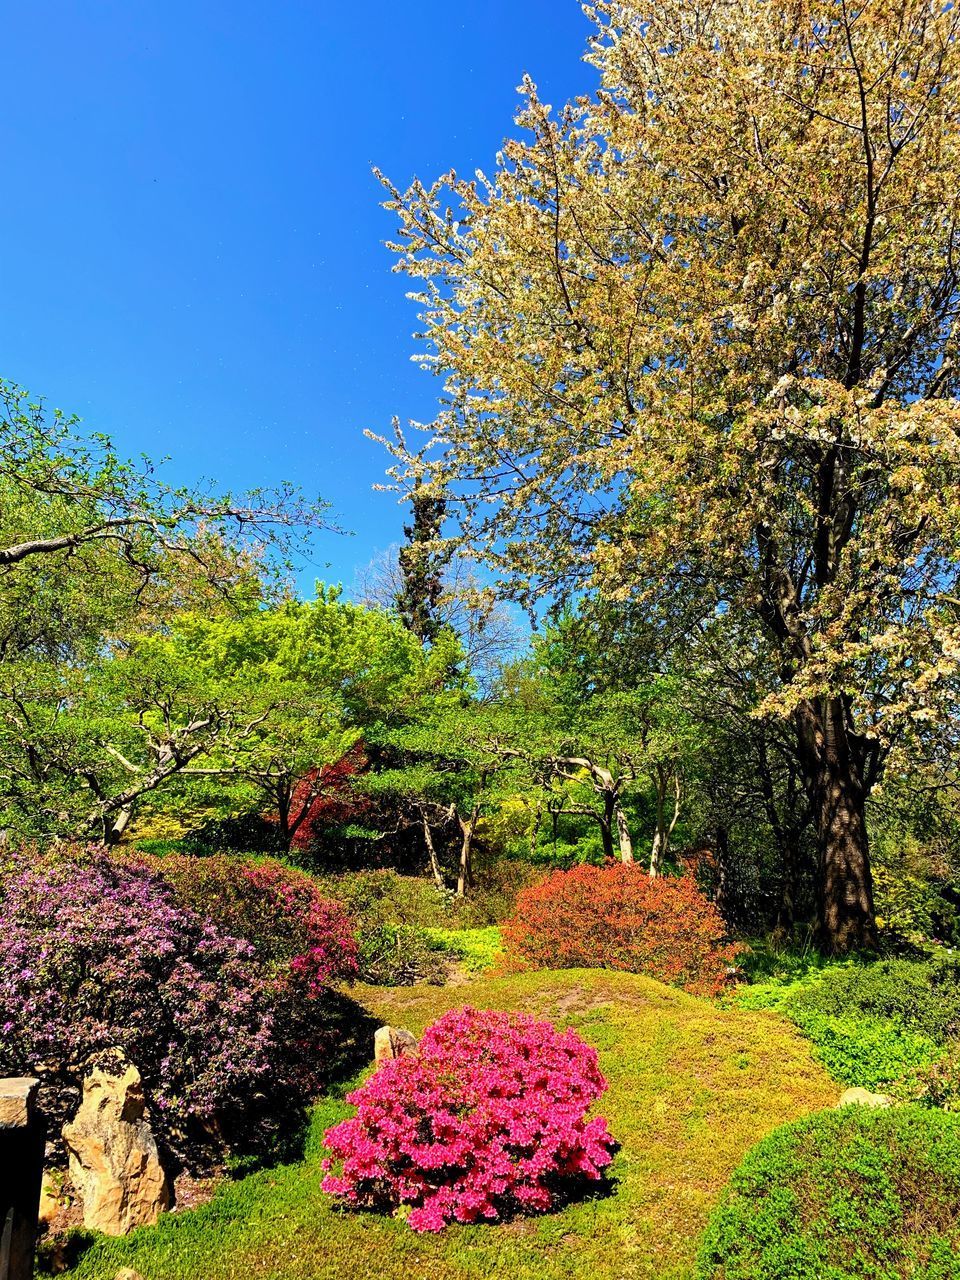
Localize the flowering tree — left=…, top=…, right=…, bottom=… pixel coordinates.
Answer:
left=377, top=0, right=960, bottom=951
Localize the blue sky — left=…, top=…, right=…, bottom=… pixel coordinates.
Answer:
left=0, top=1, right=596, bottom=592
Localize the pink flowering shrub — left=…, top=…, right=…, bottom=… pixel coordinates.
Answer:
left=321, top=1006, right=615, bottom=1232
left=147, top=853, right=359, bottom=992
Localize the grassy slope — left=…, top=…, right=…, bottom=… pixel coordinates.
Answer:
left=53, top=969, right=837, bottom=1280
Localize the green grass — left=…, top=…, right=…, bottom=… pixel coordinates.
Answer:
left=45, top=969, right=837, bottom=1280
left=424, top=925, right=504, bottom=973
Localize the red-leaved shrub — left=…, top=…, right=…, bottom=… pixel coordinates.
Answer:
left=501, top=864, right=739, bottom=996
left=321, top=1006, right=614, bottom=1232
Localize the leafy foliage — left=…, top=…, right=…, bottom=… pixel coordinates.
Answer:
left=149, top=853, right=359, bottom=995
left=786, top=957, right=960, bottom=1045
left=503, top=864, right=739, bottom=995
left=377, top=0, right=960, bottom=949
left=697, top=1107, right=960, bottom=1279
left=355, top=923, right=447, bottom=986
left=901, top=1044, right=960, bottom=1115
left=321, top=1006, right=614, bottom=1232
left=425, top=926, right=504, bottom=974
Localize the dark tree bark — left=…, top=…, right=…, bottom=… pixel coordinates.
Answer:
left=396, top=478, right=448, bottom=644
left=795, top=697, right=877, bottom=953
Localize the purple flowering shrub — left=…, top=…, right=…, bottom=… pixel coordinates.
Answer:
left=321, top=1006, right=615, bottom=1232
left=0, top=849, right=360, bottom=1168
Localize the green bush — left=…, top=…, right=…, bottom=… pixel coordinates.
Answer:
left=313, top=870, right=455, bottom=929
left=786, top=957, right=960, bottom=1045
left=786, top=1009, right=941, bottom=1089
left=697, top=1106, right=960, bottom=1280
left=356, top=923, right=446, bottom=986
left=313, top=862, right=542, bottom=931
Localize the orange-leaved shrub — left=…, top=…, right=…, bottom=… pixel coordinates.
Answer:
left=501, top=864, right=739, bottom=996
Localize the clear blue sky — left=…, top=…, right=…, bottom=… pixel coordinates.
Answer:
left=0, top=1, right=596, bottom=592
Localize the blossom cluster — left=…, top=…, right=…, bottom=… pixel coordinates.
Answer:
left=502, top=864, right=739, bottom=996
left=241, top=860, right=359, bottom=993
left=321, top=1006, right=614, bottom=1232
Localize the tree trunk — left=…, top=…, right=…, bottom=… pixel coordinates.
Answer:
left=614, top=799, right=634, bottom=863
left=713, top=825, right=734, bottom=922
left=796, top=697, right=877, bottom=953
left=456, top=806, right=479, bottom=898
left=649, top=766, right=680, bottom=877
left=276, top=785, right=293, bottom=850
left=422, top=813, right=445, bottom=891
left=815, top=761, right=876, bottom=952
left=103, top=805, right=132, bottom=845
left=599, top=791, right=615, bottom=860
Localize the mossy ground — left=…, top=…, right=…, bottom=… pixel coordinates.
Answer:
left=47, top=969, right=836, bottom=1280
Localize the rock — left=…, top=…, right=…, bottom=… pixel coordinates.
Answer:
left=62, top=1051, right=171, bottom=1236
left=374, top=1025, right=419, bottom=1064
left=0, top=1076, right=39, bottom=1128
left=837, top=1086, right=893, bottom=1108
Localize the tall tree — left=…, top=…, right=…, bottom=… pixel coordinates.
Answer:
left=378, top=0, right=960, bottom=950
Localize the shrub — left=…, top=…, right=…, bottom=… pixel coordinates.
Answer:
left=355, top=923, right=447, bottom=986
left=900, top=1043, right=960, bottom=1113
left=147, top=853, right=358, bottom=994
left=785, top=956, right=960, bottom=1045
left=502, top=864, right=739, bottom=996
left=696, top=1106, right=960, bottom=1279
left=0, top=850, right=356, bottom=1168
left=321, top=1006, right=615, bottom=1232
left=313, top=861, right=543, bottom=933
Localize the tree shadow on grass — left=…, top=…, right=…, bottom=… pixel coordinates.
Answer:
left=316, top=988, right=382, bottom=1092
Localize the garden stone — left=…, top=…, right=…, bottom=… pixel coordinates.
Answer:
left=836, top=1087, right=893, bottom=1108
left=62, top=1051, right=170, bottom=1236
left=374, top=1026, right=418, bottom=1064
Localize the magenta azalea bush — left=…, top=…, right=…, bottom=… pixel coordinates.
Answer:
left=0, top=849, right=359, bottom=1168
left=321, top=1006, right=615, bottom=1232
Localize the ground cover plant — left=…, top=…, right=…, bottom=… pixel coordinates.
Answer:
left=322, top=1006, right=614, bottom=1230
left=734, top=953, right=960, bottom=1091
left=503, top=864, right=739, bottom=995
left=424, top=926, right=504, bottom=974
left=697, top=1106, right=960, bottom=1280
left=42, top=969, right=837, bottom=1280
